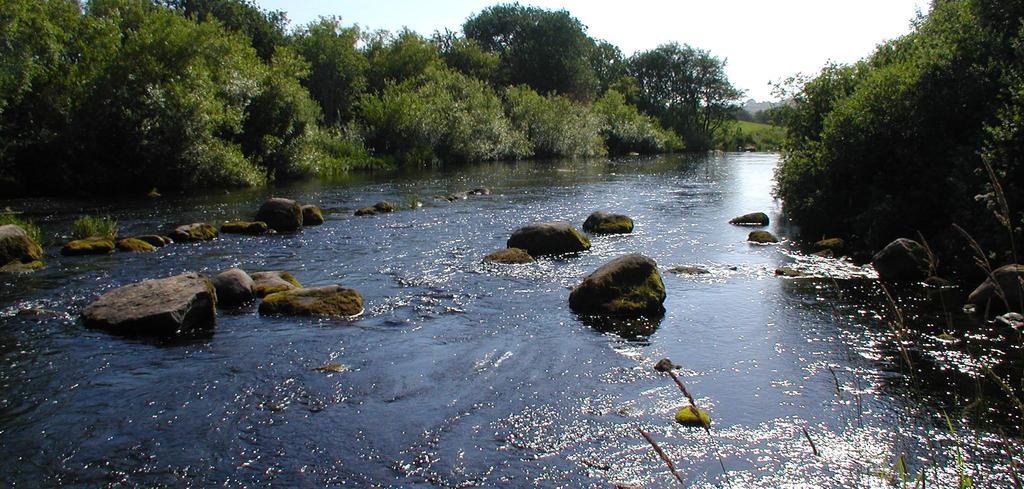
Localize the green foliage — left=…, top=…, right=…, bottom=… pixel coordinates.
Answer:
left=774, top=0, right=1022, bottom=261
left=309, top=125, right=385, bottom=176
left=291, top=17, right=367, bottom=126
left=72, top=215, right=118, bottom=240
left=503, top=85, right=605, bottom=158
left=594, top=89, right=683, bottom=154
left=433, top=30, right=500, bottom=84
left=360, top=67, right=530, bottom=165
left=161, top=0, right=287, bottom=61
left=364, top=29, right=442, bottom=92
left=464, top=3, right=599, bottom=100
left=715, top=120, right=784, bottom=151
left=627, top=43, right=743, bottom=150
left=0, top=212, right=42, bottom=245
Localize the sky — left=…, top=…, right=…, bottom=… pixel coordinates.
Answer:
left=254, top=0, right=931, bottom=101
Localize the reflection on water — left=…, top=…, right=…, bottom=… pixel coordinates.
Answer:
left=0, top=153, right=1019, bottom=487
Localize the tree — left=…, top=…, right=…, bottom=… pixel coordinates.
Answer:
left=291, top=17, right=367, bottom=126
left=463, top=3, right=599, bottom=100
left=161, top=0, right=287, bottom=61
left=627, top=43, right=742, bottom=150
left=364, top=29, right=442, bottom=93
left=432, top=29, right=500, bottom=84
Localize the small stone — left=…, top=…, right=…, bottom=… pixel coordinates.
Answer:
left=482, top=248, right=535, bottom=264
left=729, top=212, right=769, bottom=226
left=312, top=363, right=348, bottom=373
left=251, top=271, right=302, bottom=298
left=674, top=406, right=710, bottom=427
left=748, top=230, right=779, bottom=244
left=116, top=237, right=156, bottom=252
left=221, top=221, right=268, bottom=235
left=133, top=235, right=172, bottom=247
left=582, top=211, right=634, bottom=234
left=667, top=265, right=710, bottom=275
left=653, top=358, right=678, bottom=372
left=61, top=237, right=115, bottom=256
left=775, top=266, right=806, bottom=277
left=814, top=237, right=845, bottom=253
left=169, top=223, right=217, bottom=242
left=301, top=205, right=325, bottom=225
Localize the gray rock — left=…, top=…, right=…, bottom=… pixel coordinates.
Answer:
left=81, top=273, right=216, bottom=335
left=569, top=254, right=666, bottom=316
left=212, top=268, right=256, bottom=308
left=871, top=238, right=930, bottom=282
left=507, top=222, right=591, bottom=256
left=256, top=198, right=303, bottom=232
left=0, top=224, right=42, bottom=264
left=251, top=270, right=302, bottom=298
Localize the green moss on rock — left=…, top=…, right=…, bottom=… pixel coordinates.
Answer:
left=1, top=260, right=44, bottom=273
left=251, top=271, right=302, bottom=297
left=301, top=205, right=325, bottom=225
left=116, top=237, right=156, bottom=252
left=61, top=237, right=115, bottom=256
left=259, top=285, right=364, bottom=317
left=674, top=406, right=710, bottom=427
left=569, top=254, right=666, bottom=316
left=582, top=211, right=634, bottom=234
left=170, top=223, right=218, bottom=242
left=221, top=221, right=269, bottom=235
left=0, top=224, right=43, bottom=264
left=748, top=230, right=779, bottom=244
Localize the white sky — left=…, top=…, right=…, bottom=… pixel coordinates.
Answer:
left=255, top=0, right=931, bottom=101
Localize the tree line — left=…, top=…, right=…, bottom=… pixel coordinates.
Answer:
left=773, top=0, right=1023, bottom=272
left=0, top=0, right=742, bottom=196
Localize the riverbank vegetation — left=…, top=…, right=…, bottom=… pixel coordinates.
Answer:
left=773, top=0, right=1023, bottom=276
left=0, top=0, right=743, bottom=197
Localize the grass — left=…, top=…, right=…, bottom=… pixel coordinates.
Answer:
left=72, top=215, right=117, bottom=240
left=0, top=211, right=42, bottom=245
left=716, top=120, right=785, bottom=151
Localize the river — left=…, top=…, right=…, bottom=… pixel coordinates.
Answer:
left=0, top=153, right=1018, bottom=487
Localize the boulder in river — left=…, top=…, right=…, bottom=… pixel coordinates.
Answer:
left=211, top=268, right=256, bottom=308
left=256, top=198, right=303, bottom=232
left=871, top=238, right=930, bottom=282
left=116, top=237, right=156, bottom=252
left=968, top=264, right=1024, bottom=314
left=0, top=224, right=42, bottom=265
left=169, top=223, right=218, bottom=242
left=134, top=235, right=171, bottom=247
left=355, top=201, right=395, bottom=216
left=747, top=230, right=779, bottom=244
left=568, top=254, right=666, bottom=316
left=61, top=237, right=115, bottom=256
left=251, top=271, right=302, bottom=297
left=814, top=237, right=845, bottom=254
left=221, top=221, right=268, bottom=235
left=507, top=222, right=591, bottom=256
left=301, top=205, right=325, bottom=225
left=483, top=248, right=535, bottom=264
left=259, top=285, right=363, bottom=317
left=729, top=212, right=769, bottom=226
left=467, top=188, right=490, bottom=196
left=582, top=211, right=634, bottom=234
left=81, top=272, right=216, bottom=335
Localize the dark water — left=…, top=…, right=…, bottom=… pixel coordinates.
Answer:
left=1, top=153, right=1020, bottom=487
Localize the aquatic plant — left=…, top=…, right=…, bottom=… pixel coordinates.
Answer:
left=71, top=215, right=117, bottom=240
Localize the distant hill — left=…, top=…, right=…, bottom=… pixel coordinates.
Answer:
left=741, top=99, right=780, bottom=114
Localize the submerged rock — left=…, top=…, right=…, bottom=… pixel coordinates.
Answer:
left=653, top=358, right=679, bottom=372
left=582, top=211, right=634, bottom=234
left=569, top=254, right=666, bottom=316
left=251, top=271, right=302, bottom=298
left=814, top=237, right=845, bottom=253
left=169, top=223, right=218, bottom=242
left=0, top=260, right=43, bottom=273
left=747, top=230, right=779, bottom=244
left=81, top=272, right=216, bottom=335
left=968, top=264, right=1024, bottom=313
left=483, top=248, right=535, bottom=264
left=134, top=235, right=171, bottom=247
left=467, top=187, right=490, bottom=196
left=729, top=212, right=769, bottom=226
left=674, top=406, right=710, bottom=427
left=301, top=205, right=325, bottom=225
left=259, top=285, right=363, bottom=317
left=256, top=198, right=303, bottom=232
left=211, top=268, right=256, bottom=308
left=116, top=237, right=156, bottom=252
left=221, top=221, right=268, bottom=235
left=667, top=265, right=710, bottom=275
left=507, top=222, right=591, bottom=256
left=355, top=201, right=395, bottom=216
left=871, top=238, right=930, bottom=282
left=775, top=266, right=807, bottom=277
left=61, top=237, right=115, bottom=256
left=0, top=224, right=43, bottom=265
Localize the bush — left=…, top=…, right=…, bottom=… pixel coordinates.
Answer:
left=72, top=215, right=117, bottom=240
left=593, top=89, right=682, bottom=154
left=0, top=212, right=42, bottom=245
left=503, top=85, right=605, bottom=158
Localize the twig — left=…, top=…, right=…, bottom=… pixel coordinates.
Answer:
left=801, top=426, right=820, bottom=457
left=638, top=427, right=685, bottom=487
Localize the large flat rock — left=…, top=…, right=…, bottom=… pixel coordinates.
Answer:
left=81, top=273, right=216, bottom=335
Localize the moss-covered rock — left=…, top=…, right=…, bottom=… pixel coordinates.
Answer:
left=116, top=237, right=156, bottom=252
left=134, top=235, right=171, bottom=247
left=775, top=266, right=807, bottom=277
left=301, top=205, right=325, bottom=225
left=729, top=212, right=769, bottom=226
left=582, top=211, right=634, bottom=234
left=507, top=222, right=591, bottom=256
left=871, top=238, right=930, bottom=282
left=814, top=237, right=845, bottom=253
left=81, top=272, right=216, bottom=335
left=674, top=406, right=711, bottom=427
left=355, top=201, right=395, bottom=216
left=251, top=271, right=302, bottom=298
left=169, top=223, right=218, bottom=242
left=569, top=254, right=666, bottom=316
left=221, top=221, right=269, bottom=235
left=1, top=260, right=44, bottom=273
left=483, top=248, right=535, bottom=264
left=256, top=198, right=303, bottom=232
left=747, top=230, right=779, bottom=244
left=61, top=237, right=115, bottom=256
left=259, top=285, right=364, bottom=317
left=0, top=224, right=43, bottom=264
